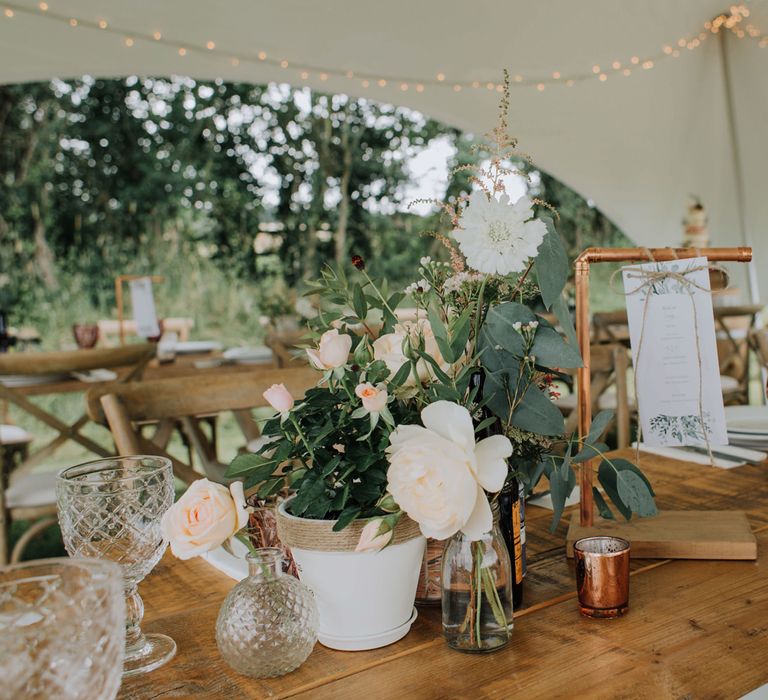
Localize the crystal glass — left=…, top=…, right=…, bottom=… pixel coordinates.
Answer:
left=56, top=456, right=176, bottom=677
left=441, top=502, right=514, bottom=653
left=216, top=548, right=318, bottom=678
left=0, top=557, right=125, bottom=700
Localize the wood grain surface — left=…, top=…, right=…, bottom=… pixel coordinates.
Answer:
left=119, top=449, right=768, bottom=699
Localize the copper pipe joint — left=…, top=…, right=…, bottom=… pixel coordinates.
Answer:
left=574, top=536, right=630, bottom=618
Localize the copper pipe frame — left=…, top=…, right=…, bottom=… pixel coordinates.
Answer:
left=574, top=246, right=752, bottom=526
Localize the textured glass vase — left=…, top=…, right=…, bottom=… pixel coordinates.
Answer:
left=441, top=502, right=514, bottom=653
left=216, top=548, right=318, bottom=678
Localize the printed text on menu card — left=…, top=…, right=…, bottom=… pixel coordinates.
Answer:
left=622, top=256, right=727, bottom=447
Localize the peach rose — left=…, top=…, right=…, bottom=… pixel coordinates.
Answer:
left=355, top=518, right=393, bottom=553
left=263, top=383, right=294, bottom=414
left=355, top=382, right=388, bottom=412
left=161, top=479, right=249, bottom=560
left=306, top=329, right=352, bottom=370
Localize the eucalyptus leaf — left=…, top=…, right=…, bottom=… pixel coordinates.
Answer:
left=587, top=409, right=615, bottom=444
left=534, top=216, right=569, bottom=309
left=548, top=468, right=568, bottom=532
left=530, top=326, right=583, bottom=369
left=611, top=458, right=657, bottom=497
left=616, top=470, right=658, bottom=517
left=592, top=487, right=615, bottom=520
left=572, top=442, right=609, bottom=463
left=597, top=461, right=632, bottom=521
left=552, top=294, right=578, bottom=349
left=511, top=383, right=565, bottom=436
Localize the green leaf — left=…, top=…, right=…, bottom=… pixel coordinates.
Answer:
left=332, top=505, right=362, bottom=532
left=552, top=294, right=578, bottom=349
left=226, top=453, right=278, bottom=478
left=427, top=306, right=455, bottom=363
left=257, top=478, right=285, bottom=499
left=352, top=283, right=367, bottom=320
left=511, top=383, right=565, bottom=436
left=611, top=458, right=656, bottom=497
left=449, top=307, right=473, bottom=361
left=616, top=470, right=658, bottom=517
left=572, top=442, right=609, bottom=463
left=592, top=487, right=615, bottom=520
left=530, top=325, right=583, bottom=369
left=534, top=217, right=569, bottom=309
left=474, top=415, right=498, bottom=434
left=548, top=467, right=570, bottom=532
left=290, top=477, right=328, bottom=517
left=387, top=359, right=413, bottom=388
left=597, top=460, right=632, bottom=521
left=587, top=410, right=615, bottom=444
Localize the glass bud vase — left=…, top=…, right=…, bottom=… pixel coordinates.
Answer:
left=216, top=548, right=318, bottom=678
left=441, top=502, right=514, bottom=653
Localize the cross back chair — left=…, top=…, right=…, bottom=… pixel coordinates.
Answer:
left=86, top=366, right=319, bottom=485
left=0, top=343, right=154, bottom=564
left=555, top=343, right=631, bottom=449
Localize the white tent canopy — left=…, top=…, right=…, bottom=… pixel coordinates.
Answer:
left=1, top=0, right=765, bottom=299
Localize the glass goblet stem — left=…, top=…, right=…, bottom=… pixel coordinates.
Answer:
left=125, top=586, right=146, bottom=652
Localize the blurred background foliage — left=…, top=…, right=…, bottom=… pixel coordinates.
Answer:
left=0, top=76, right=632, bottom=346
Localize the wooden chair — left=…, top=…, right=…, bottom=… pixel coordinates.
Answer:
left=0, top=344, right=155, bottom=469
left=97, top=317, right=194, bottom=346
left=554, top=344, right=631, bottom=449
left=265, top=329, right=310, bottom=368
left=0, top=344, right=155, bottom=565
left=86, top=367, right=319, bottom=484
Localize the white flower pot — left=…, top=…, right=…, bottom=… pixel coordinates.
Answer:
left=276, top=501, right=426, bottom=651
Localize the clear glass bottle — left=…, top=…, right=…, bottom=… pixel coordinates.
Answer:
left=441, top=502, right=514, bottom=653
left=216, top=548, right=318, bottom=678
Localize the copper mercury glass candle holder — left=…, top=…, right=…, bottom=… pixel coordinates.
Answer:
left=574, top=536, right=630, bottom=618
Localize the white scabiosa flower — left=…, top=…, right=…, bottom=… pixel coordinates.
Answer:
left=453, top=190, right=547, bottom=275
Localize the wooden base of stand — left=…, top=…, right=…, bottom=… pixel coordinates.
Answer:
left=566, top=510, right=757, bottom=560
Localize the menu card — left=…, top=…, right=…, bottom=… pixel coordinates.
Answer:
left=128, top=277, right=161, bottom=339
left=622, top=257, right=727, bottom=447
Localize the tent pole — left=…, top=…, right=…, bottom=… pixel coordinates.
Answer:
left=718, top=29, right=760, bottom=305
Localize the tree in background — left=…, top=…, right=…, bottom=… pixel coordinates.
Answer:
left=0, top=77, right=629, bottom=335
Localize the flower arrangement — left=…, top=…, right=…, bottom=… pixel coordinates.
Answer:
left=225, top=72, right=656, bottom=650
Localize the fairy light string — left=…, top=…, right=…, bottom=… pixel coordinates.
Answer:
left=1, top=2, right=763, bottom=92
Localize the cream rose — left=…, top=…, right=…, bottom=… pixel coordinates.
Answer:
left=372, top=319, right=448, bottom=386
left=386, top=401, right=512, bottom=541
left=354, top=518, right=393, bottom=553
left=355, top=382, right=388, bottom=412
left=263, top=383, right=294, bottom=414
left=306, top=329, right=352, bottom=370
left=161, top=479, right=249, bottom=560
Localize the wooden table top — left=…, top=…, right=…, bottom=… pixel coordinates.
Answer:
left=120, top=449, right=768, bottom=699
left=11, top=352, right=275, bottom=397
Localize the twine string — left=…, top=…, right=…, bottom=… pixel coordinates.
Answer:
left=609, top=249, right=718, bottom=466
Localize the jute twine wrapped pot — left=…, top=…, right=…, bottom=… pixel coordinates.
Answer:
left=275, top=497, right=426, bottom=651
left=276, top=504, right=422, bottom=552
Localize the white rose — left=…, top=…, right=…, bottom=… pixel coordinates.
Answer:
left=386, top=402, right=512, bottom=540
left=161, top=479, right=249, bottom=560
left=306, top=329, right=352, bottom=370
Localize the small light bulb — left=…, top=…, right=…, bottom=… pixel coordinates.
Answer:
left=514, top=74, right=523, bottom=82
left=206, top=41, right=215, bottom=50
left=319, top=73, right=328, bottom=81
left=599, top=73, right=607, bottom=81
left=415, top=83, right=424, bottom=92
left=623, top=68, right=631, bottom=76
left=153, top=31, right=162, bottom=40
left=611, top=61, right=621, bottom=70
left=38, top=2, right=48, bottom=10
left=537, top=83, right=545, bottom=91
left=345, top=70, right=354, bottom=78
left=592, top=65, right=600, bottom=74
left=98, top=19, right=107, bottom=29
left=178, top=47, right=186, bottom=56
left=69, top=18, right=77, bottom=26
left=124, top=37, right=134, bottom=47
left=257, top=51, right=267, bottom=61
left=231, top=58, right=240, bottom=67
left=453, top=84, right=462, bottom=92
left=361, top=79, right=370, bottom=88
left=631, top=55, right=640, bottom=64
left=436, top=72, right=445, bottom=81
left=566, top=79, right=574, bottom=87
left=400, top=83, right=409, bottom=91
left=552, top=71, right=561, bottom=79
left=300, top=71, right=309, bottom=79
left=4, top=8, right=13, bottom=17
left=378, top=78, right=386, bottom=87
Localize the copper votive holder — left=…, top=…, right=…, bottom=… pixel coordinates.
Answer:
left=574, top=536, right=630, bottom=618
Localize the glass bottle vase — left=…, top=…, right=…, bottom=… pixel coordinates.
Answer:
left=441, top=503, right=514, bottom=653
left=216, top=548, right=318, bottom=678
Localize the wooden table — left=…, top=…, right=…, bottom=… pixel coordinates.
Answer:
left=120, top=450, right=768, bottom=699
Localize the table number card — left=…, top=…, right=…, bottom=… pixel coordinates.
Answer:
left=128, top=277, right=161, bottom=339
left=622, top=256, right=727, bottom=447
